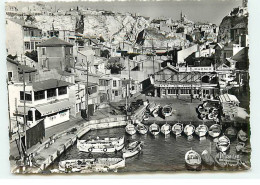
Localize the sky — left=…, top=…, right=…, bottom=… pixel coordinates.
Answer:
left=6, top=0, right=243, bottom=25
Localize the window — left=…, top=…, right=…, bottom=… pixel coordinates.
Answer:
left=58, top=86, right=67, bottom=95
left=168, top=89, right=177, bottom=95
left=115, top=90, right=118, bottom=96
left=35, top=110, right=41, bottom=120
left=31, top=31, right=34, bottom=37
left=131, top=86, right=135, bottom=90
left=42, top=47, right=46, bottom=55
left=29, top=73, right=32, bottom=82
left=34, top=90, right=45, bottom=101
left=31, top=42, right=35, bottom=50
left=24, top=42, right=30, bottom=50
left=28, top=110, right=33, bottom=121
left=113, top=80, right=117, bottom=87
left=20, top=91, right=32, bottom=101
left=47, top=88, right=56, bottom=98
left=8, top=71, right=13, bottom=81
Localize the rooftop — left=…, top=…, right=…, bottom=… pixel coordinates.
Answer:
left=18, top=65, right=37, bottom=73
left=36, top=37, right=73, bottom=47
left=8, top=18, right=38, bottom=29
left=29, top=79, right=73, bottom=91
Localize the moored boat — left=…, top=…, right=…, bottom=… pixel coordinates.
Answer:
left=135, top=123, right=148, bottom=135
left=161, top=122, right=171, bottom=135
left=184, top=123, right=195, bottom=137
left=235, top=142, right=245, bottom=152
left=59, top=158, right=125, bottom=173
left=227, top=158, right=239, bottom=169
left=224, top=126, right=238, bottom=140
left=149, top=123, right=160, bottom=136
left=216, top=135, right=230, bottom=152
left=152, top=105, right=160, bottom=118
left=77, top=136, right=125, bottom=153
left=195, top=124, right=208, bottom=137
left=237, top=129, right=248, bottom=142
left=201, top=150, right=215, bottom=168
left=241, top=145, right=251, bottom=154
left=239, top=160, right=251, bottom=170
left=162, top=105, right=173, bottom=117
left=172, top=122, right=183, bottom=137
left=208, top=124, right=222, bottom=138
left=215, top=152, right=228, bottom=168
left=122, top=141, right=142, bottom=158
left=125, top=123, right=136, bottom=135
left=185, top=149, right=202, bottom=171
left=142, top=113, right=149, bottom=121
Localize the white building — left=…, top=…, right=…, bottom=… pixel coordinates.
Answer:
left=8, top=79, right=73, bottom=130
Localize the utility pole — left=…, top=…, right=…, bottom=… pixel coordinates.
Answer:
left=22, top=69, right=27, bottom=155
left=86, top=56, right=89, bottom=120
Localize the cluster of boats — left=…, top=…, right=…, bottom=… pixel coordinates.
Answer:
left=143, top=104, right=173, bottom=121
left=126, top=121, right=220, bottom=140
left=56, top=136, right=143, bottom=173
left=184, top=125, right=251, bottom=171
left=197, top=102, right=219, bottom=121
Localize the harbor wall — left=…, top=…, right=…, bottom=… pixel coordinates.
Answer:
left=21, top=116, right=128, bottom=173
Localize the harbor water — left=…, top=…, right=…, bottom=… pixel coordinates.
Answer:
left=49, top=125, right=250, bottom=173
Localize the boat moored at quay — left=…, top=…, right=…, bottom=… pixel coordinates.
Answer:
left=77, top=136, right=125, bottom=153
left=149, top=123, right=160, bottom=136
left=161, top=122, right=171, bottom=135
left=185, top=149, right=202, bottom=171
left=172, top=122, right=183, bottom=137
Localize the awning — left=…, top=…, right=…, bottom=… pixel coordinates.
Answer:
left=36, top=100, right=72, bottom=116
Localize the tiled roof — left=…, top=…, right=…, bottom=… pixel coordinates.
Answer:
left=36, top=37, right=73, bottom=47
left=18, top=65, right=37, bottom=73
left=7, top=57, right=20, bottom=65
left=8, top=19, right=38, bottom=29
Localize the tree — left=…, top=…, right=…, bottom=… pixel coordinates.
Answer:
left=99, top=36, right=105, bottom=43
left=101, top=49, right=110, bottom=58
left=186, top=34, right=193, bottom=42
left=105, top=62, right=124, bottom=74
left=25, top=50, right=38, bottom=62
left=176, top=27, right=185, bottom=33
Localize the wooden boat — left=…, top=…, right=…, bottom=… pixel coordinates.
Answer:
left=208, top=124, right=222, bottom=138
left=185, top=149, right=202, bottom=171
left=239, top=160, right=251, bottom=170
left=215, top=152, right=227, bottom=168
left=146, top=102, right=156, bottom=113
left=216, top=135, right=230, bottom=152
left=152, top=105, right=160, bottom=118
left=195, top=124, right=208, bottom=137
left=149, top=123, right=160, bottom=136
left=237, top=129, right=248, bottom=142
left=227, top=158, right=239, bottom=169
left=199, top=113, right=207, bottom=120
left=142, top=113, right=149, bottom=121
left=122, top=141, right=142, bottom=158
left=208, top=113, right=214, bottom=120
left=161, top=122, right=171, bottom=135
left=235, top=142, right=245, bottom=152
left=59, top=158, right=125, bottom=172
left=125, top=124, right=136, bottom=135
left=241, top=145, right=251, bottom=154
left=197, top=105, right=206, bottom=114
left=162, top=105, right=173, bottom=117
left=77, top=136, right=125, bottom=153
left=201, top=150, right=214, bottom=168
left=135, top=123, right=148, bottom=135
left=224, top=126, right=238, bottom=140
left=184, top=123, right=195, bottom=137
left=172, top=122, right=183, bottom=137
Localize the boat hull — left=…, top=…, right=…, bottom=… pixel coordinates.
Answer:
left=172, top=123, right=183, bottom=136
left=185, top=150, right=202, bottom=171
left=161, top=123, right=171, bottom=135
left=125, top=124, right=136, bottom=135
left=149, top=123, right=160, bottom=136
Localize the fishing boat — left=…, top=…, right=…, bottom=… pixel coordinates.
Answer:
left=152, top=105, right=160, bottom=118
left=215, top=152, right=228, bottom=168
left=235, top=142, right=245, bottom=152
left=142, top=113, right=149, bottom=121
left=195, top=124, right=208, bottom=137
left=208, top=113, right=214, bottom=120
left=185, top=149, right=202, bottom=171
left=197, top=105, right=206, bottom=114
left=208, top=124, right=222, bottom=138
left=224, top=126, right=238, bottom=140
left=239, top=160, right=251, bottom=170
left=122, top=141, right=142, bottom=158
left=241, top=145, right=251, bottom=154
left=125, top=123, right=136, bottom=135
left=161, top=122, right=171, bottom=135
left=216, top=135, right=230, bottom=152
left=149, top=123, right=160, bottom=136
left=162, top=105, right=173, bottom=117
left=201, top=150, right=215, bottom=168
left=199, top=113, right=207, bottom=120
left=135, top=123, right=148, bottom=135
left=237, top=129, right=248, bottom=142
left=227, top=158, right=239, bottom=169
left=77, top=136, right=125, bottom=153
left=172, top=122, right=183, bottom=137
left=59, top=158, right=125, bottom=173
left=184, top=123, right=195, bottom=137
